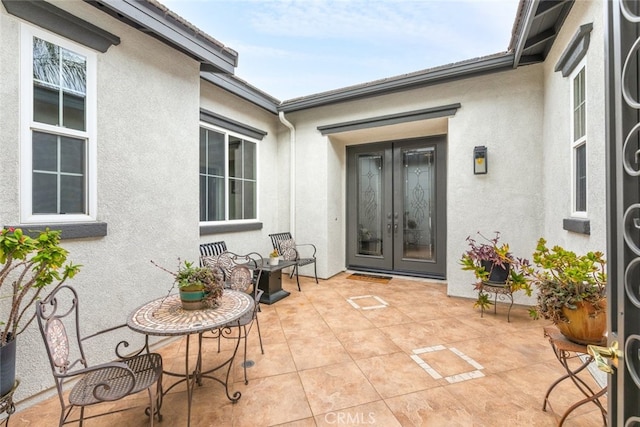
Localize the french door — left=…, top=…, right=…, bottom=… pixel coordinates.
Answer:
left=346, top=136, right=446, bottom=278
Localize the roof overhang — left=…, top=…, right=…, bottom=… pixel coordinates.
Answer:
left=279, top=54, right=514, bottom=113
left=201, top=72, right=280, bottom=114
left=510, top=0, right=574, bottom=67
left=85, top=0, right=238, bottom=73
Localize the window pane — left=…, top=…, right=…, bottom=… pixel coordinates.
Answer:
left=32, top=172, right=57, bottom=214
left=33, top=38, right=60, bottom=86
left=573, top=68, right=585, bottom=140
left=229, top=137, right=242, bottom=178
left=63, top=92, right=85, bottom=131
left=60, top=136, right=85, bottom=174
left=575, top=143, right=586, bottom=212
left=60, top=175, right=84, bottom=213
left=207, top=131, right=225, bottom=176
left=61, top=48, right=86, bottom=93
left=209, top=177, right=225, bottom=221
left=33, top=131, right=58, bottom=171
left=33, top=85, right=59, bottom=126
left=229, top=179, right=242, bottom=220
left=199, top=128, right=207, bottom=175
left=243, top=180, right=256, bottom=219
left=244, top=141, right=256, bottom=180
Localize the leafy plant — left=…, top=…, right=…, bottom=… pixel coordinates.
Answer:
left=0, top=228, right=80, bottom=344
left=269, top=249, right=279, bottom=258
left=528, top=238, right=606, bottom=322
left=460, top=231, right=533, bottom=309
left=151, top=259, right=224, bottom=308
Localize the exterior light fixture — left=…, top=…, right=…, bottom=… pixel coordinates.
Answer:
left=474, top=146, right=487, bottom=175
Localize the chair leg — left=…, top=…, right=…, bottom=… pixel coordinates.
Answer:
left=313, top=262, right=318, bottom=284
left=146, top=387, right=155, bottom=427
left=255, top=316, right=264, bottom=354
left=242, top=326, right=249, bottom=385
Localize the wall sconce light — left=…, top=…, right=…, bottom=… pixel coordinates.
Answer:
left=474, top=146, right=487, bottom=175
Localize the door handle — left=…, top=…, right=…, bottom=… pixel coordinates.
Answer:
left=587, top=341, right=621, bottom=374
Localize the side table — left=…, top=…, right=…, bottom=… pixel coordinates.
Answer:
left=0, top=380, right=19, bottom=426
left=543, top=326, right=607, bottom=426
left=258, top=259, right=297, bottom=304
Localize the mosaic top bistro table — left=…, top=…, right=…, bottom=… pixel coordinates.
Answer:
left=127, top=290, right=254, bottom=427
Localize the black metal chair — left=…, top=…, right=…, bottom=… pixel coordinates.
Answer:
left=199, top=241, right=228, bottom=265
left=269, top=232, right=318, bottom=291
left=203, top=251, right=264, bottom=384
left=36, top=285, right=163, bottom=426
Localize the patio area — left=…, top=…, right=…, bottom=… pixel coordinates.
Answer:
left=10, top=272, right=607, bottom=426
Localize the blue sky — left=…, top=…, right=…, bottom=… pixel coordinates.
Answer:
left=159, top=0, right=520, bottom=100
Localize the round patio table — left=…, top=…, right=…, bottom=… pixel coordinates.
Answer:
left=128, top=290, right=253, bottom=427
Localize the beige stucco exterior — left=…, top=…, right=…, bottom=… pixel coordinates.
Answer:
left=0, top=0, right=608, bottom=409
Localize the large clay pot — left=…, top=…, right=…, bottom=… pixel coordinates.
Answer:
left=557, top=299, right=607, bottom=345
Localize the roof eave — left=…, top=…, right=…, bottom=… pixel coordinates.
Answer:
left=201, top=72, right=280, bottom=114
left=279, top=53, right=516, bottom=113
left=86, top=0, right=238, bottom=74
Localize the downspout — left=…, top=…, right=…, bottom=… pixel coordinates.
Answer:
left=278, top=112, right=296, bottom=233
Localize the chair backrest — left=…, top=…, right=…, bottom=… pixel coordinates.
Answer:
left=269, top=232, right=293, bottom=255
left=224, top=252, right=263, bottom=296
left=36, top=285, right=87, bottom=376
left=199, top=241, right=228, bottom=265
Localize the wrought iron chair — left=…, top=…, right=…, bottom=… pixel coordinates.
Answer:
left=199, top=241, right=228, bottom=266
left=269, top=232, right=318, bottom=291
left=36, top=285, right=163, bottom=426
left=202, top=251, right=264, bottom=384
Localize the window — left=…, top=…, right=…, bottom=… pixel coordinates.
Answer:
left=571, top=65, right=587, bottom=215
left=200, top=126, right=257, bottom=222
left=20, top=25, right=97, bottom=223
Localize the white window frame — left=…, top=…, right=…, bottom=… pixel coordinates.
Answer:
left=570, top=62, right=587, bottom=217
left=199, top=123, right=259, bottom=224
left=20, top=24, right=97, bottom=224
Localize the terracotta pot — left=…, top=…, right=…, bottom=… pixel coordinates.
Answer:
left=557, top=299, right=607, bottom=345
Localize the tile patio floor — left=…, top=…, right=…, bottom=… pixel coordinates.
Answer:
left=10, top=272, right=607, bottom=426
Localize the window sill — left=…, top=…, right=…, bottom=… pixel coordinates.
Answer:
left=4, top=222, right=108, bottom=239
left=562, top=218, right=590, bottom=235
left=200, top=222, right=263, bottom=235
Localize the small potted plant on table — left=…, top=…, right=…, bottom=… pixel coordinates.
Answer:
left=460, top=231, right=532, bottom=320
left=153, top=259, right=224, bottom=310
left=528, top=238, right=607, bottom=345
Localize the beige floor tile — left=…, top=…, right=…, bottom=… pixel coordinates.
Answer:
left=298, top=361, right=381, bottom=415
left=314, top=399, right=402, bottom=427
left=356, top=352, right=439, bottom=398
left=336, top=328, right=402, bottom=360
left=287, top=333, right=352, bottom=371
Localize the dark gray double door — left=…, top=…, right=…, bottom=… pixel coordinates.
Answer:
left=346, top=136, right=446, bottom=278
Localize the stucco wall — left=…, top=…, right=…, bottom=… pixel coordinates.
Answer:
left=0, top=1, right=202, bottom=403
left=540, top=0, right=607, bottom=254
left=283, top=64, right=545, bottom=300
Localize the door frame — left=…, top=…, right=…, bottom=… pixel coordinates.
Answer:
left=345, top=135, right=447, bottom=278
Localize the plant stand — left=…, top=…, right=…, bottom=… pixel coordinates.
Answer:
left=478, top=282, right=514, bottom=322
left=0, top=379, right=19, bottom=426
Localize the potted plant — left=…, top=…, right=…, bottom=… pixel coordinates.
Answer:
left=528, top=238, right=607, bottom=345
left=269, top=249, right=280, bottom=266
left=0, top=227, right=80, bottom=396
left=460, top=231, right=532, bottom=312
left=153, top=259, right=224, bottom=310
